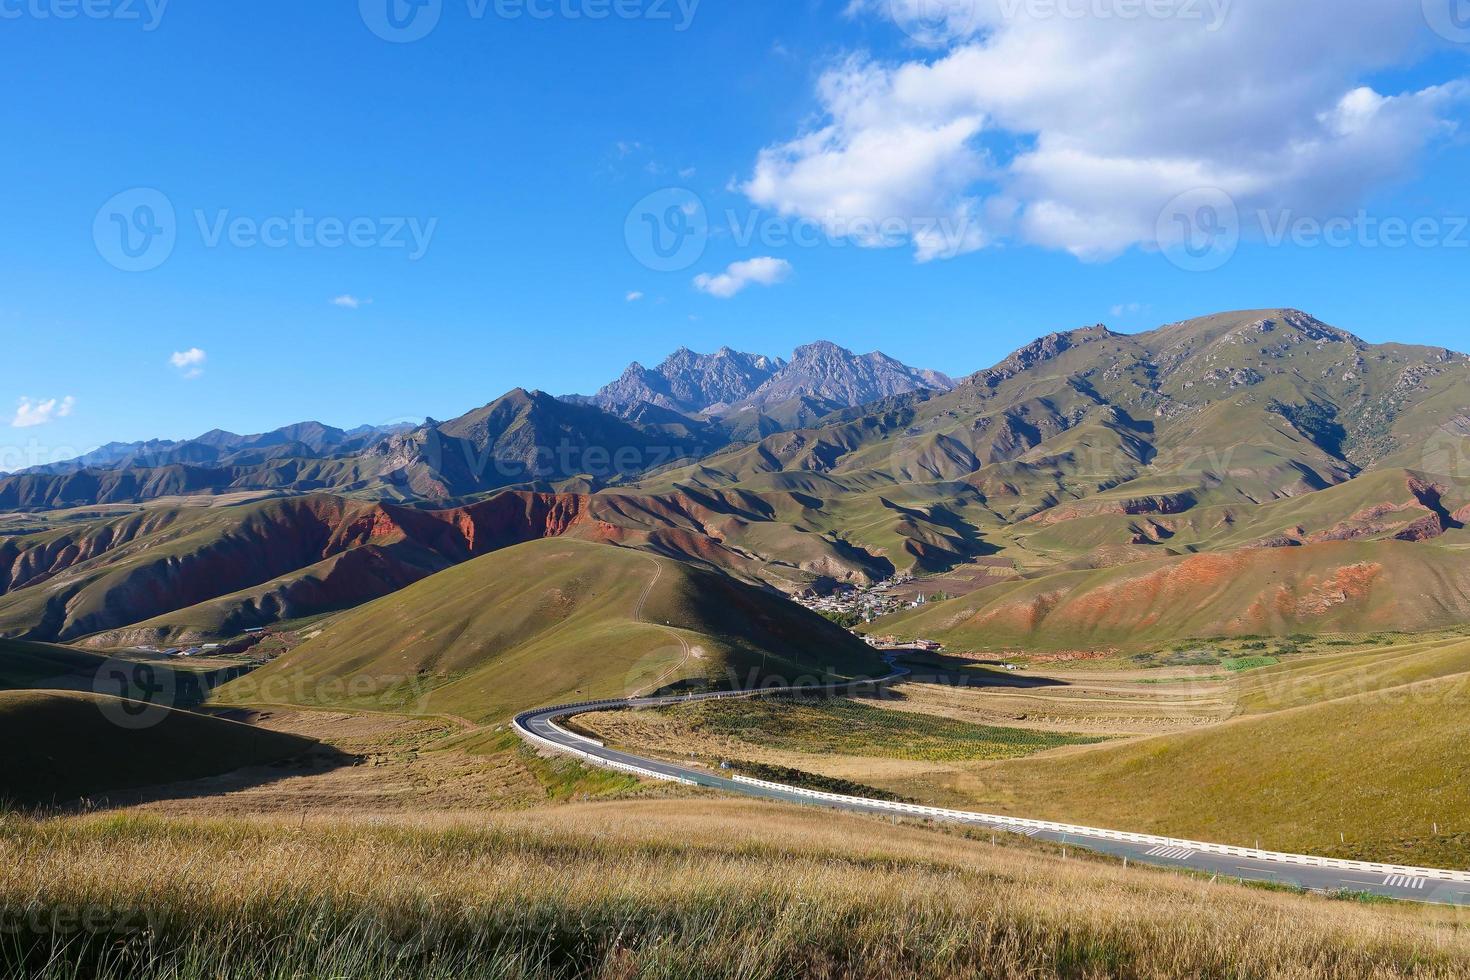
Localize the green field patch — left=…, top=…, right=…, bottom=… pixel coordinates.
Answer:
left=653, top=695, right=1104, bottom=762
left=1221, top=656, right=1280, bottom=672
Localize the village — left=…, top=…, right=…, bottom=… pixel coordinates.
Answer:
left=792, top=575, right=944, bottom=652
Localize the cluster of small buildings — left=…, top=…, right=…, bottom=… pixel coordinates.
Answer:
left=793, top=574, right=927, bottom=623
left=863, top=636, right=945, bottom=653
left=129, top=643, right=222, bottom=659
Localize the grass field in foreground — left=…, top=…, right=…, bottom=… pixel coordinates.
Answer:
left=5, top=799, right=1470, bottom=979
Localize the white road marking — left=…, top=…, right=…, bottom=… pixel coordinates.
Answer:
left=1146, top=845, right=1197, bottom=861
left=1383, top=875, right=1428, bottom=890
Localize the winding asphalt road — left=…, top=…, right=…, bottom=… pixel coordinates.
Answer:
left=515, top=679, right=1470, bottom=907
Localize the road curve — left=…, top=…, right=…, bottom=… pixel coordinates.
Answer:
left=515, top=672, right=1470, bottom=907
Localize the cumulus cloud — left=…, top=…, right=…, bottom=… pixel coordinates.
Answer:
left=749, top=2, right=1468, bottom=261
left=332, top=295, right=371, bottom=309
left=12, top=396, right=75, bottom=428
left=626, top=291, right=645, bottom=302
left=693, top=257, right=794, bottom=298
left=170, top=348, right=207, bottom=379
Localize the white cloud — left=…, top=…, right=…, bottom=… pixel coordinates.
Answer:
left=626, top=291, right=645, bottom=302
left=332, top=295, right=372, bottom=309
left=749, top=3, right=1468, bottom=261
left=170, top=348, right=207, bottom=379
left=693, top=257, right=794, bottom=298
left=12, top=395, right=75, bottom=429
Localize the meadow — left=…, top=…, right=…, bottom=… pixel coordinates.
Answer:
left=592, top=695, right=1103, bottom=763
left=6, top=799, right=1470, bottom=980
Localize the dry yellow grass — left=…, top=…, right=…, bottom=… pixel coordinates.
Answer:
left=5, top=798, right=1470, bottom=979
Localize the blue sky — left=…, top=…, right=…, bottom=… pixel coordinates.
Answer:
left=2, top=0, right=1468, bottom=466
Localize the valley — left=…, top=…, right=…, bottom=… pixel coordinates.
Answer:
left=7, top=308, right=1470, bottom=977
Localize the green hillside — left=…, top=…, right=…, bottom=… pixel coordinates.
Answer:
left=216, top=539, right=890, bottom=722
left=962, top=656, right=1470, bottom=867
left=11, top=311, right=1470, bottom=652
left=0, top=690, right=316, bottom=805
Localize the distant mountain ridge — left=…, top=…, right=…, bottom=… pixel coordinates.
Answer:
left=585, top=347, right=787, bottom=415
left=22, top=421, right=416, bottom=477
left=579, top=341, right=954, bottom=426
left=10, top=309, right=1470, bottom=649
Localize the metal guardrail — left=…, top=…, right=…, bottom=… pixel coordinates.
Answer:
left=515, top=663, right=1470, bottom=886
left=725, top=776, right=1470, bottom=883
left=514, top=719, right=699, bottom=787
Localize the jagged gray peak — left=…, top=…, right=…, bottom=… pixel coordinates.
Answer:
left=591, top=346, right=785, bottom=415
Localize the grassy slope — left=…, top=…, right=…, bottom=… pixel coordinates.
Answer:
left=216, top=539, right=890, bottom=723
left=880, top=540, right=1470, bottom=651
left=0, top=637, right=110, bottom=689
left=0, top=690, right=316, bottom=805
left=956, top=653, right=1470, bottom=867
left=7, top=800, right=1470, bottom=979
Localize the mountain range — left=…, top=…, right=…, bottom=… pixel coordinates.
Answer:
left=5, top=308, right=1470, bottom=651
left=576, top=341, right=955, bottom=436
left=1, top=342, right=951, bottom=508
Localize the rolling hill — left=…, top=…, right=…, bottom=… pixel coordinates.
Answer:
left=7, top=309, right=1470, bottom=652
left=0, top=689, right=317, bottom=805
left=215, top=538, right=890, bottom=722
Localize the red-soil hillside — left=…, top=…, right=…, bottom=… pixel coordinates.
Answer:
left=0, top=487, right=897, bottom=644
left=882, top=540, right=1470, bottom=651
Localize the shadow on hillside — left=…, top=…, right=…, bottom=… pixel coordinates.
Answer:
left=876, top=652, right=1070, bottom=700
left=4, top=734, right=357, bottom=817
